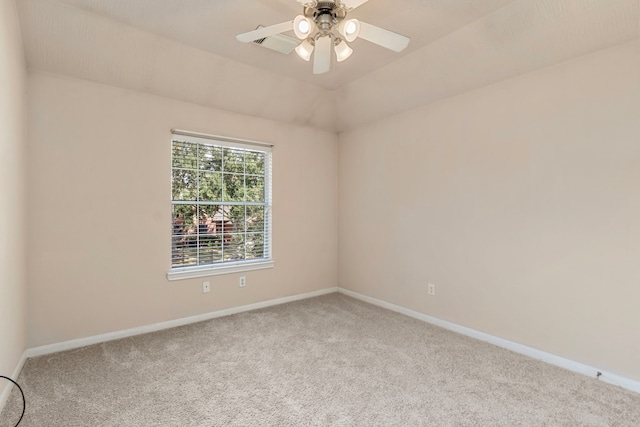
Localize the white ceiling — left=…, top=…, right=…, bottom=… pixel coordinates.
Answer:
left=16, top=0, right=640, bottom=132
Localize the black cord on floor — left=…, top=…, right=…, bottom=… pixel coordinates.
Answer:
left=0, top=376, right=25, bottom=427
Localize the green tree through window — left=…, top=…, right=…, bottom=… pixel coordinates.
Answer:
left=171, top=135, right=272, bottom=271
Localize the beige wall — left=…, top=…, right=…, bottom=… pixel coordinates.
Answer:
left=334, top=0, right=638, bottom=132
left=339, top=41, right=640, bottom=382
left=26, top=71, right=338, bottom=348
left=0, top=0, right=26, bottom=398
left=17, top=0, right=338, bottom=132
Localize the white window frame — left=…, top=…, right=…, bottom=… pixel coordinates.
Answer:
left=167, top=129, right=274, bottom=281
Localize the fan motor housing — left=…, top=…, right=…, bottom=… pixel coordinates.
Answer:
left=316, top=1, right=336, bottom=10
left=304, top=0, right=346, bottom=31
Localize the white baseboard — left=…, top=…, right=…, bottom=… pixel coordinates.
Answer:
left=26, top=287, right=338, bottom=358
left=0, top=351, right=28, bottom=414
left=338, top=287, right=640, bottom=395
left=18, top=285, right=640, bottom=396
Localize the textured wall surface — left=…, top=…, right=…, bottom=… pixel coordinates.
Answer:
left=26, top=72, right=338, bottom=348
left=17, top=0, right=337, bottom=131
left=339, top=42, right=640, bottom=382
left=0, top=0, right=27, bottom=407
left=336, top=0, right=639, bottom=130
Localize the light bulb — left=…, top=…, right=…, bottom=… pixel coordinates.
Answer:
left=346, top=21, right=357, bottom=35
left=294, top=15, right=315, bottom=40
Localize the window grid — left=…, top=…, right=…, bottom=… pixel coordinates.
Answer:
left=171, top=136, right=271, bottom=271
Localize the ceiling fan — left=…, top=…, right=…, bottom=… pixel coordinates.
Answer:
left=236, top=0, right=410, bottom=75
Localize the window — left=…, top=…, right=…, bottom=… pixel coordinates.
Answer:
left=167, top=130, right=273, bottom=280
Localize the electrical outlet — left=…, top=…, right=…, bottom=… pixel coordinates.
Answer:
left=239, top=276, right=246, bottom=288
left=202, top=281, right=210, bottom=293
left=428, top=283, right=435, bottom=296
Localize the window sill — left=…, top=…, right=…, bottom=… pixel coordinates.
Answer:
left=167, top=260, right=275, bottom=281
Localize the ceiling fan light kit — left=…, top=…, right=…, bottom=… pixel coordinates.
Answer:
left=295, top=38, right=315, bottom=61
left=338, top=18, right=360, bottom=42
left=236, top=0, right=410, bottom=75
left=293, top=15, right=316, bottom=39
left=334, top=39, right=353, bottom=62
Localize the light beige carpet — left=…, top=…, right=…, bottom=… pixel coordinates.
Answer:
left=2, top=293, right=640, bottom=426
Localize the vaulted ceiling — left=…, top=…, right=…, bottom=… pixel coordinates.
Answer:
left=17, top=0, right=640, bottom=132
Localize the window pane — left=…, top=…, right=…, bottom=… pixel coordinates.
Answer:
left=172, top=141, right=198, bottom=169
left=246, top=175, right=264, bottom=203
left=172, top=204, right=196, bottom=237
left=172, top=204, right=198, bottom=267
left=197, top=205, right=223, bottom=265
left=246, top=233, right=265, bottom=259
left=172, top=170, right=197, bottom=201
left=172, top=240, right=199, bottom=268
left=227, top=205, right=246, bottom=232
left=223, top=147, right=245, bottom=174
left=245, top=151, right=265, bottom=175
left=198, top=172, right=222, bottom=201
left=246, top=206, right=265, bottom=233
left=199, top=145, right=222, bottom=171
left=223, top=234, right=245, bottom=261
left=223, top=173, right=245, bottom=202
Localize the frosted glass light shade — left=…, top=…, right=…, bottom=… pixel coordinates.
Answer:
left=295, top=39, right=314, bottom=61
left=338, top=18, right=360, bottom=42
left=294, top=15, right=315, bottom=40
left=334, top=40, right=353, bottom=62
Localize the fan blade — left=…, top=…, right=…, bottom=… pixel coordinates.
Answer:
left=341, top=0, right=370, bottom=10
left=358, top=21, right=410, bottom=52
left=313, top=35, right=331, bottom=75
left=236, top=21, right=293, bottom=43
